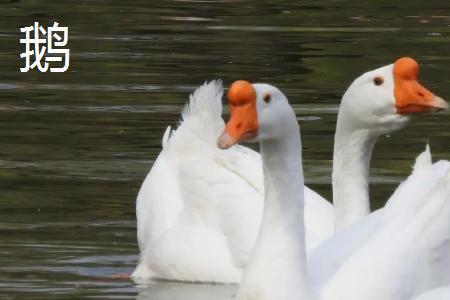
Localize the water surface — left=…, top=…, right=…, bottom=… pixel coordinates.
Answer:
left=1, top=1, right=449, bottom=299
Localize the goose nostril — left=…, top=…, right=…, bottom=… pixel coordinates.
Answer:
left=418, top=91, right=424, bottom=97
left=236, top=123, right=242, bottom=130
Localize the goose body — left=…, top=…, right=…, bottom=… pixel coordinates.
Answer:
left=219, top=80, right=450, bottom=300
left=320, top=148, right=450, bottom=299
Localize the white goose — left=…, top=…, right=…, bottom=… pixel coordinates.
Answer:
left=132, top=81, right=332, bottom=283
left=332, top=57, right=447, bottom=229
left=218, top=80, right=450, bottom=300
left=132, top=57, right=447, bottom=283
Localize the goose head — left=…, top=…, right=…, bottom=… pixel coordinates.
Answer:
left=339, top=57, right=447, bottom=135
left=217, top=80, right=296, bottom=149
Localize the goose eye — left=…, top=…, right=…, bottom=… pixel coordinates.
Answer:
left=263, top=93, right=271, bottom=103
left=373, top=77, right=384, bottom=86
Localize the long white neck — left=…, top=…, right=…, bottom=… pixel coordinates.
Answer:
left=236, top=119, right=314, bottom=300
left=332, top=111, right=377, bottom=230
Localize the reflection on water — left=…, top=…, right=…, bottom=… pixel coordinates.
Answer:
left=136, top=282, right=235, bottom=300
left=1, top=0, right=449, bottom=299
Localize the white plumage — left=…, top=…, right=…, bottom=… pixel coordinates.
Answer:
left=319, top=146, right=450, bottom=299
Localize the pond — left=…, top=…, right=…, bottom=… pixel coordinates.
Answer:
left=0, top=0, right=449, bottom=299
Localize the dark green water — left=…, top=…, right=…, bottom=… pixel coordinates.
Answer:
left=0, top=1, right=449, bottom=299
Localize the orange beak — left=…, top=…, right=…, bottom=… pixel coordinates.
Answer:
left=217, top=80, right=259, bottom=149
left=394, top=57, right=448, bottom=114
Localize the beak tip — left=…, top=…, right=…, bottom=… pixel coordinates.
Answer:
left=434, top=96, right=448, bottom=110
left=217, top=140, right=229, bottom=150
left=217, top=132, right=235, bottom=150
